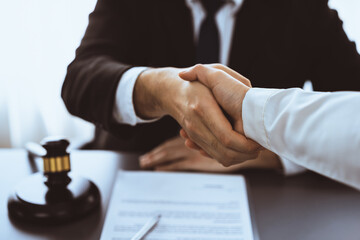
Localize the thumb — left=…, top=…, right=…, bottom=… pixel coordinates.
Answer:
left=179, top=64, right=222, bottom=90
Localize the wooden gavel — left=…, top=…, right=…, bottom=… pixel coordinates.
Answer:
left=7, top=137, right=101, bottom=224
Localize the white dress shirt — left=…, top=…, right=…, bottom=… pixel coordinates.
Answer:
left=112, top=0, right=305, bottom=174
left=243, top=88, right=360, bottom=190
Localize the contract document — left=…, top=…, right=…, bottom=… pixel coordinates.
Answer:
left=101, top=171, right=256, bottom=240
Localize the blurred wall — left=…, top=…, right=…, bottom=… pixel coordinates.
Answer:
left=0, top=0, right=359, bottom=148
left=0, top=0, right=97, bottom=147
left=329, top=0, right=360, bottom=53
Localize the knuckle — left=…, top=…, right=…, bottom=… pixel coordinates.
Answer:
left=189, top=102, right=203, bottom=116
left=226, top=151, right=239, bottom=163
left=244, top=79, right=252, bottom=87
left=163, top=142, right=171, bottom=149
left=211, top=63, right=223, bottom=69
left=189, top=103, right=196, bottom=112
left=183, top=118, right=191, bottom=128
left=194, top=104, right=203, bottom=116
left=219, top=135, right=232, bottom=148
left=161, top=151, right=169, bottom=158
left=210, top=139, right=219, bottom=150
left=194, top=64, right=204, bottom=71
left=211, top=69, right=224, bottom=79
left=186, top=122, right=195, bottom=133
left=251, top=151, right=260, bottom=159
left=221, top=159, right=232, bottom=167
left=246, top=142, right=259, bottom=153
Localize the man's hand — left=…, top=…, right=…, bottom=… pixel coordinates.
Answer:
left=178, top=64, right=259, bottom=166
left=139, top=136, right=282, bottom=172
left=139, top=136, right=233, bottom=172
left=133, top=67, right=260, bottom=166
left=179, top=64, right=251, bottom=133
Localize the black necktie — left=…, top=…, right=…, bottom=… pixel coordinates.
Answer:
left=196, top=0, right=225, bottom=64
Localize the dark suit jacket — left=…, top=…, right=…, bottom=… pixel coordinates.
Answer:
left=62, top=0, right=360, bottom=152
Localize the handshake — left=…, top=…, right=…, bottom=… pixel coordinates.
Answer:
left=135, top=64, right=262, bottom=167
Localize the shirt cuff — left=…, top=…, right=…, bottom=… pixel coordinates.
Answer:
left=279, top=80, right=312, bottom=175
left=113, top=67, right=160, bottom=126
left=242, top=88, right=280, bottom=149
left=243, top=88, right=307, bottom=176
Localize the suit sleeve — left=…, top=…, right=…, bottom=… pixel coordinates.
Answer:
left=61, top=0, right=148, bottom=136
left=308, top=0, right=360, bottom=91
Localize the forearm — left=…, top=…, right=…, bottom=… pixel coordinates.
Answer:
left=243, top=88, right=360, bottom=189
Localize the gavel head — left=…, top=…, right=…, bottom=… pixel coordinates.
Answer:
left=41, top=137, right=72, bottom=188
left=41, top=137, right=69, bottom=156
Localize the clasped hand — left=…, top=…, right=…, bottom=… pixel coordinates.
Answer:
left=178, top=64, right=262, bottom=166
left=134, top=64, right=261, bottom=167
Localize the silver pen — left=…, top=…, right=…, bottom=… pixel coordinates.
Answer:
left=130, top=214, right=161, bottom=240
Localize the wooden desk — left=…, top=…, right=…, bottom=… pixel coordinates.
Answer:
left=1, top=149, right=360, bottom=240
left=0, top=149, right=138, bottom=240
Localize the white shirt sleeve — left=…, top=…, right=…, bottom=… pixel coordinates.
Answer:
left=279, top=156, right=307, bottom=175
left=242, top=88, right=360, bottom=190
left=113, top=67, right=160, bottom=126
left=277, top=81, right=315, bottom=175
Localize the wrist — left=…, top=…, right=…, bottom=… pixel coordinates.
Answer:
left=133, top=68, right=167, bottom=119
left=232, top=84, right=250, bottom=120
left=239, top=86, right=250, bottom=113
left=229, top=84, right=250, bottom=134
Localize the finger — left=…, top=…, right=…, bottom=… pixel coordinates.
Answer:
left=183, top=116, right=259, bottom=166
left=180, top=64, right=251, bottom=88
left=140, top=149, right=185, bottom=169
left=184, top=120, right=260, bottom=166
left=155, top=160, right=190, bottom=172
left=179, top=129, right=189, bottom=139
left=182, top=115, right=229, bottom=160
left=179, top=64, right=222, bottom=89
left=184, top=137, right=213, bottom=158
left=182, top=130, right=204, bottom=151
left=207, top=64, right=252, bottom=87
left=199, top=149, right=211, bottom=158
left=140, top=136, right=183, bottom=160
left=184, top=127, right=255, bottom=160
left=192, top=132, right=259, bottom=166
left=185, top=138, right=201, bottom=150
left=191, top=91, right=260, bottom=153
left=140, top=136, right=192, bottom=168
left=183, top=128, right=209, bottom=152
left=178, top=65, right=200, bottom=82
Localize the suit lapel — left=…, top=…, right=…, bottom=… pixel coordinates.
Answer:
left=229, top=0, right=278, bottom=84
